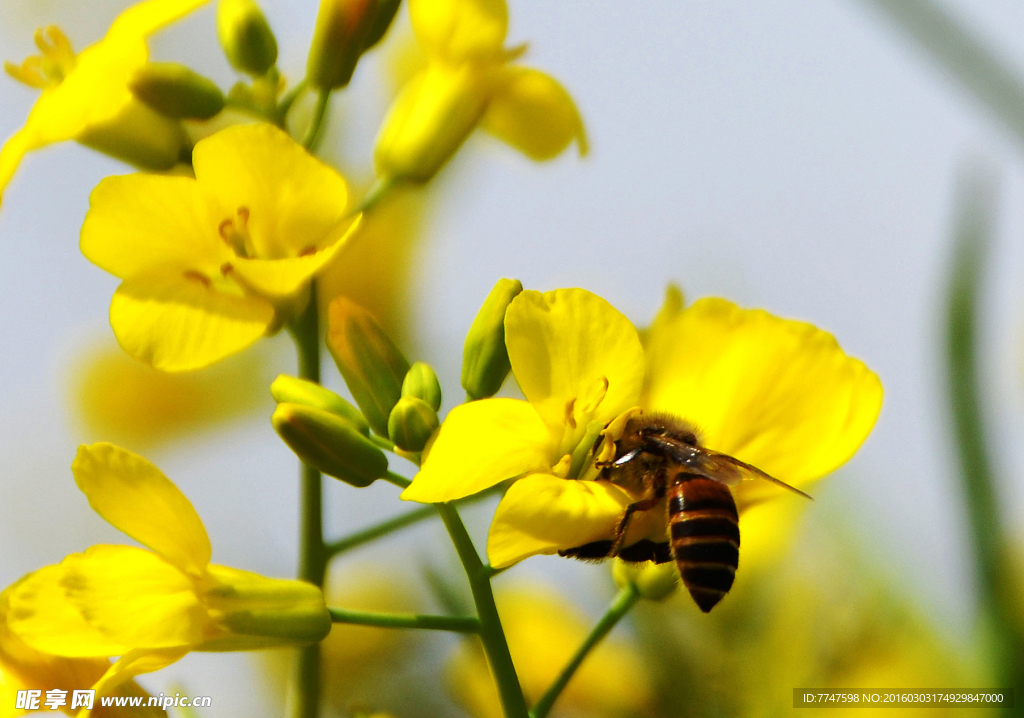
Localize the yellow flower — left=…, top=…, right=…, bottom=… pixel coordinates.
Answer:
left=4, top=443, right=330, bottom=702
left=80, top=122, right=361, bottom=371
left=448, top=585, right=651, bottom=718
left=374, top=0, right=587, bottom=183
left=402, top=287, right=883, bottom=569
left=69, top=337, right=273, bottom=450
left=0, top=0, right=210, bottom=206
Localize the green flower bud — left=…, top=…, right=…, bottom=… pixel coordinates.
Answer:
left=201, top=565, right=331, bottom=649
left=130, top=63, right=225, bottom=120
left=270, top=375, right=369, bottom=436
left=77, top=98, right=189, bottom=171
left=307, top=0, right=377, bottom=90
left=388, top=396, right=439, bottom=452
left=217, top=0, right=278, bottom=77
left=362, top=0, right=401, bottom=51
left=327, top=297, right=411, bottom=437
left=402, top=362, right=442, bottom=412
left=272, top=403, right=387, bottom=487
left=612, top=559, right=679, bottom=602
left=461, top=278, right=523, bottom=400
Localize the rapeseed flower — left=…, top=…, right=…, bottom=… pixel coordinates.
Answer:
left=374, top=0, right=587, bottom=183
left=0, top=0, right=210, bottom=206
left=3, top=443, right=330, bottom=701
left=402, top=288, right=883, bottom=569
left=80, top=122, right=361, bottom=371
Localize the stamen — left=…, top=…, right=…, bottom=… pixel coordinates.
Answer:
left=564, top=398, right=577, bottom=429
left=220, top=262, right=234, bottom=276
left=580, top=376, right=609, bottom=414
left=299, top=245, right=317, bottom=257
left=218, top=207, right=255, bottom=259
left=183, top=270, right=210, bottom=288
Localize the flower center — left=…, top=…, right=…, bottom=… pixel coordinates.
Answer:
left=4, top=26, right=77, bottom=90
left=218, top=207, right=255, bottom=259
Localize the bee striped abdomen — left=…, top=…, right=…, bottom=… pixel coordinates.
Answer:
left=669, top=477, right=740, bottom=613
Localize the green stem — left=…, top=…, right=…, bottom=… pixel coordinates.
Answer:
left=324, top=487, right=501, bottom=559
left=944, top=170, right=1023, bottom=712
left=863, top=0, right=1024, bottom=145
left=354, top=177, right=399, bottom=215
left=277, top=80, right=308, bottom=128
left=383, top=470, right=411, bottom=489
left=329, top=607, right=480, bottom=633
left=288, top=282, right=326, bottom=718
left=437, top=503, right=529, bottom=718
left=302, top=89, right=331, bottom=151
left=529, top=584, right=641, bottom=718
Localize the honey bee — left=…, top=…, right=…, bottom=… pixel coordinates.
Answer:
left=559, top=412, right=811, bottom=612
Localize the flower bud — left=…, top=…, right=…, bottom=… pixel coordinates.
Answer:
left=461, top=278, right=523, bottom=400
left=612, top=559, right=679, bottom=602
left=77, top=98, right=189, bottom=171
left=270, top=374, right=369, bottom=436
left=272, top=403, right=387, bottom=487
left=388, top=396, right=439, bottom=452
left=327, top=297, right=410, bottom=437
left=130, top=63, right=225, bottom=120
left=374, top=62, right=492, bottom=183
left=307, top=0, right=377, bottom=90
left=217, top=0, right=278, bottom=77
left=362, top=0, right=401, bottom=50
left=201, top=565, right=331, bottom=649
left=402, top=362, right=442, bottom=412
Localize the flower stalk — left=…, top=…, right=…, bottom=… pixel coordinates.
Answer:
left=288, top=282, right=327, bottom=718
left=528, top=583, right=640, bottom=718
left=437, top=503, right=529, bottom=718
left=328, top=607, right=480, bottom=633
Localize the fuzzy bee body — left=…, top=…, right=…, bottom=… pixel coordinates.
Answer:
left=560, top=412, right=809, bottom=613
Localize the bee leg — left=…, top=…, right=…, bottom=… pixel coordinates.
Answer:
left=610, top=493, right=663, bottom=557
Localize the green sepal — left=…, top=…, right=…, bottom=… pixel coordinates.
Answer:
left=388, top=396, right=439, bottom=452
left=130, top=63, right=225, bottom=120
left=402, top=361, right=442, bottom=411
left=217, top=0, right=279, bottom=77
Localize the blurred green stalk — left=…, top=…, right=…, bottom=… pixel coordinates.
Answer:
left=945, top=170, right=1022, bottom=709
left=863, top=0, right=1024, bottom=144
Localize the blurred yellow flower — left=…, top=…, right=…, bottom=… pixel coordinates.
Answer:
left=69, top=338, right=273, bottom=450
left=4, top=443, right=330, bottom=701
left=0, top=0, right=209, bottom=207
left=80, top=123, right=361, bottom=371
left=448, top=585, right=651, bottom=718
left=1, top=581, right=165, bottom=718
left=402, top=287, right=883, bottom=571
left=374, top=0, right=587, bottom=183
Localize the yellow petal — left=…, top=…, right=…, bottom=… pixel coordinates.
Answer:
left=504, top=288, right=644, bottom=452
left=486, top=475, right=634, bottom=568
left=109, top=269, right=275, bottom=372
left=483, top=67, right=587, bottom=161
left=105, top=0, right=212, bottom=44
left=192, top=124, right=349, bottom=260
left=227, top=216, right=361, bottom=300
left=401, top=399, right=552, bottom=504
left=89, top=647, right=189, bottom=701
left=81, top=174, right=221, bottom=279
left=643, top=297, right=883, bottom=496
left=0, top=129, right=35, bottom=207
left=72, top=443, right=211, bottom=576
left=6, top=565, right=130, bottom=658
left=61, top=546, right=207, bottom=650
left=409, top=0, right=507, bottom=61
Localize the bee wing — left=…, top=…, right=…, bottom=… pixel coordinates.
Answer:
left=645, top=436, right=813, bottom=500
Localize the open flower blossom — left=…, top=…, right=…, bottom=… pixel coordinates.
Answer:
left=402, top=288, right=883, bottom=568
left=374, top=0, right=587, bottom=183
left=3, top=443, right=330, bottom=704
left=80, top=122, right=361, bottom=372
left=0, top=0, right=211, bottom=207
